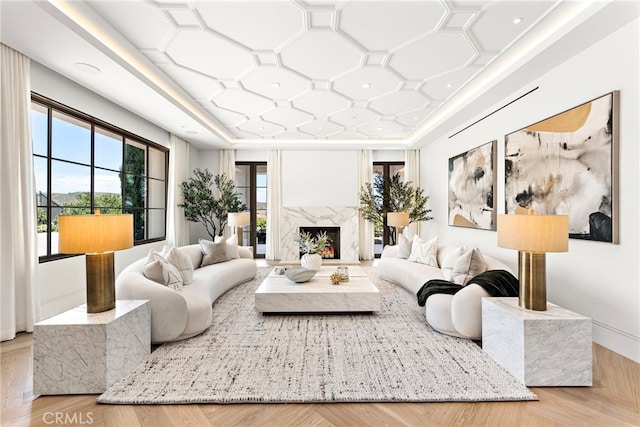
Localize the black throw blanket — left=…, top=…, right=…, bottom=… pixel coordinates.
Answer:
left=417, top=269, right=519, bottom=307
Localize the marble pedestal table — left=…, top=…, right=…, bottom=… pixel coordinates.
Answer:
left=34, top=299, right=150, bottom=395
left=256, top=267, right=380, bottom=313
left=482, top=297, right=592, bottom=386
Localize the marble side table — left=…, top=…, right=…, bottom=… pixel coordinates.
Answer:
left=34, top=299, right=150, bottom=395
left=482, top=297, right=592, bottom=387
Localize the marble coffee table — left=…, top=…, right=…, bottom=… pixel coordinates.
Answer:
left=255, top=266, right=380, bottom=313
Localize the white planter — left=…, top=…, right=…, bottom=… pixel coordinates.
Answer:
left=301, top=253, right=322, bottom=271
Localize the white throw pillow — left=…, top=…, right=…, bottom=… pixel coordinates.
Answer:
left=199, top=238, right=230, bottom=267
left=142, top=249, right=183, bottom=292
left=441, top=246, right=464, bottom=282
left=452, top=247, right=488, bottom=286
left=161, top=246, right=194, bottom=285
left=397, top=233, right=412, bottom=259
left=409, top=236, right=439, bottom=267
left=215, top=234, right=239, bottom=259
left=407, top=235, right=425, bottom=262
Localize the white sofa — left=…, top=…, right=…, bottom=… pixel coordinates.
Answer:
left=377, top=244, right=514, bottom=340
left=116, top=244, right=257, bottom=343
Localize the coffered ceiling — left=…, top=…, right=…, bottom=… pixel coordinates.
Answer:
left=0, top=1, right=633, bottom=149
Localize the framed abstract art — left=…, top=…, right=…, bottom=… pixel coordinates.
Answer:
left=448, top=140, right=496, bottom=230
left=504, top=91, right=619, bottom=243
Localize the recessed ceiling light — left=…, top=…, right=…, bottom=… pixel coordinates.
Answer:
left=270, top=82, right=280, bottom=88
left=318, top=127, right=323, bottom=131
left=413, top=116, right=419, bottom=120
left=376, top=126, right=383, bottom=131
left=186, top=130, right=198, bottom=135
left=74, top=62, right=101, bottom=74
left=447, top=83, right=453, bottom=88
left=362, top=83, right=371, bottom=89
left=258, top=126, right=265, bottom=131
left=513, top=17, right=523, bottom=24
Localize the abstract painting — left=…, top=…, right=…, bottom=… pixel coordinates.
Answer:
left=448, top=140, right=496, bottom=230
left=504, top=91, right=619, bottom=243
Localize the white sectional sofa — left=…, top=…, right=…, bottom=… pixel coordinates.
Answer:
left=116, top=243, right=257, bottom=343
left=377, top=243, right=514, bottom=340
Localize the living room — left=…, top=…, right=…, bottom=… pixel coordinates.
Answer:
left=1, top=1, right=639, bottom=425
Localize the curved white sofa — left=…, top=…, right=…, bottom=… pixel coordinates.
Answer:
left=116, top=244, right=257, bottom=343
left=378, top=244, right=513, bottom=340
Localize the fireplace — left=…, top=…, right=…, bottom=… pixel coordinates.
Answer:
left=299, top=226, right=340, bottom=259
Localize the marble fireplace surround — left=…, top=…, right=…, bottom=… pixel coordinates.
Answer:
left=280, top=207, right=359, bottom=262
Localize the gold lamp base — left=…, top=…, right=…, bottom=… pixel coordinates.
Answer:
left=85, top=252, right=116, bottom=313
left=235, top=226, right=244, bottom=246
left=518, top=251, right=548, bottom=311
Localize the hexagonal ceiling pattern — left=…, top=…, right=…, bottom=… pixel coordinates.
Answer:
left=83, top=0, right=557, bottom=143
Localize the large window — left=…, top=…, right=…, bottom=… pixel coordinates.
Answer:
left=32, top=93, right=168, bottom=261
left=235, top=162, right=267, bottom=258
left=373, top=162, right=405, bottom=257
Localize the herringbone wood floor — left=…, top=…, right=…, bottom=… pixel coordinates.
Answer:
left=1, top=332, right=638, bottom=427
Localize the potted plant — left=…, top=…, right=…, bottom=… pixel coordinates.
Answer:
left=359, top=172, right=433, bottom=245
left=295, top=230, right=331, bottom=271
left=179, top=169, right=246, bottom=239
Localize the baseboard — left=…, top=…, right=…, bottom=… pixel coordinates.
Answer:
left=592, top=320, right=640, bottom=363
left=40, top=290, right=84, bottom=321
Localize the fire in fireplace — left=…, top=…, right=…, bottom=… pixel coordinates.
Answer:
left=299, top=226, right=340, bottom=259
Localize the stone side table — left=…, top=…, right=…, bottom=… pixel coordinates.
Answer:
left=482, top=297, right=592, bottom=386
left=34, top=299, right=150, bottom=395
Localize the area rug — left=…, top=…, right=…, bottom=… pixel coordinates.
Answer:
left=98, top=268, right=536, bottom=404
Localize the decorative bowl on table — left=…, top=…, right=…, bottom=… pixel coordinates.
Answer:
left=284, top=267, right=317, bottom=283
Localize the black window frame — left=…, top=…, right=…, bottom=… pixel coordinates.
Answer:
left=373, top=161, right=405, bottom=258
left=235, top=161, right=267, bottom=259
left=32, top=93, right=169, bottom=263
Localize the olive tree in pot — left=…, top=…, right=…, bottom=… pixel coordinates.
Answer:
left=359, top=172, right=433, bottom=245
left=179, top=168, right=246, bottom=240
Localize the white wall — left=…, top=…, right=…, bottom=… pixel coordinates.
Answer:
left=282, top=151, right=358, bottom=207
left=419, top=19, right=640, bottom=362
left=31, top=61, right=171, bottom=320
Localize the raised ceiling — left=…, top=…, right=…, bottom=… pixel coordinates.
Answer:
left=0, top=1, right=632, bottom=149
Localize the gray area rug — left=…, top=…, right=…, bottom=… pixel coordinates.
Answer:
left=98, top=267, right=536, bottom=404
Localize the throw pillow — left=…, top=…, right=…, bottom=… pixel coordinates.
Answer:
left=407, top=235, right=425, bottom=262
left=142, top=249, right=183, bottom=292
left=161, top=246, right=194, bottom=285
left=199, top=238, right=230, bottom=267
left=215, top=234, right=239, bottom=259
left=452, top=247, right=488, bottom=286
left=397, top=233, right=412, bottom=259
left=409, top=236, right=439, bottom=267
left=441, top=246, right=464, bottom=282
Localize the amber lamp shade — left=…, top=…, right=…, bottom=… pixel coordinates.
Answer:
left=59, top=213, right=133, bottom=313
left=497, top=212, right=568, bottom=311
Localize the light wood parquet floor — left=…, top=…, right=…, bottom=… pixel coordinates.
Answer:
left=1, top=331, right=639, bottom=427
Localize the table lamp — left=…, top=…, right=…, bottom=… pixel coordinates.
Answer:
left=228, top=211, right=250, bottom=246
left=59, top=212, right=133, bottom=313
left=387, top=212, right=410, bottom=237
left=497, top=210, right=568, bottom=311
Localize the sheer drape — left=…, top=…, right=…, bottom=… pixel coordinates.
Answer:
left=218, top=149, right=236, bottom=237
left=167, top=134, right=190, bottom=246
left=404, top=149, right=421, bottom=238
left=1, top=44, right=40, bottom=341
left=218, top=149, right=235, bottom=180
left=357, top=150, right=374, bottom=260
left=266, top=149, right=282, bottom=260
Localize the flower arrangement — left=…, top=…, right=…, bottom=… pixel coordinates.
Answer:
left=295, top=230, right=331, bottom=255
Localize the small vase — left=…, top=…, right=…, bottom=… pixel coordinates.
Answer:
left=301, top=253, right=322, bottom=271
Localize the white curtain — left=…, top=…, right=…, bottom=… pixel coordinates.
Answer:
left=404, top=149, right=421, bottom=238
left=357, top=150, right=374, bottom=260
left=266, top=149, right=282, bottom=260
left=218, top=149, right=235, bottom=181
left=1, top=44, right=40, bottom=341
left=218, top=149, right=236, bottom=237
left=167, top=134, right=190, bottom=246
